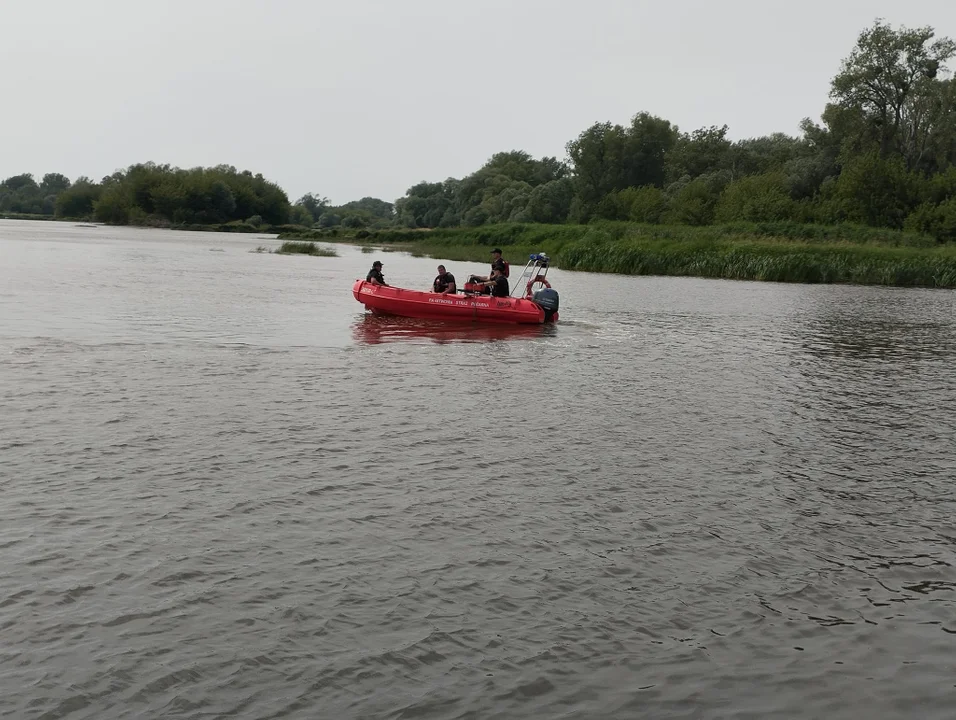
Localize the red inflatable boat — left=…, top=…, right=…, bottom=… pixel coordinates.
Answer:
left=353, top=253, right=559, bottom=325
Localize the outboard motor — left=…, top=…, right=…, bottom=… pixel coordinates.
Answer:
left=532, top=287, right=559, bottom=322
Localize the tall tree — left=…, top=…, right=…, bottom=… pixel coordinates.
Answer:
left=295, top=193, right=331, bottom=222
left=829, top=19, right=956, bottom=169
left=567, top=112, right=678, bottom=221
left=40, top=173, right=71, bottom=195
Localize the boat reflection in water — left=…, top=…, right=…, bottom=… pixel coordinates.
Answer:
left=351, top=314, right=556, bottom=345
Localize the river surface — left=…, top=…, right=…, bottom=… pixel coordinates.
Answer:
left=2, top=219, right=956, bottom=719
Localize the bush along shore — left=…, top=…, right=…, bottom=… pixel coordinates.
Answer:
left=279, top=222, right=956, bottom=288
left=274, top=241, right=337, bottom=256
left=4, top=21, right=954, bottom=286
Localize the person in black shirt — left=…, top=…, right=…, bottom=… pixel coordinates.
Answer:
left=366, top=260, right=387, bottom=286
left=479, top=268, right=510, bottom=298
left=469, top=248, right=507, bottom=285
left=432, top=265, right=456, bottom=294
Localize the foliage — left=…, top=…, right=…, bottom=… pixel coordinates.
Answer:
left=566, top=113, right=678, bottom=221
left=395, top=180, right=459, bottom=228
left=0, top=173, right=63, bottom=215
left=6, top=19, right=956, bottom=247
left=667, top=125, right=732, bottom=181
left=715, top=173, right=797, bottom=223
left=294, top=193, right=331, bottom=223
left=829, top=19, right=956, bottom=171
left=596, top=186, right=667, bottom=223
left=298, top=221, right=952, bottom=287
left=558, top=235, right=956, bottom=287
left=905, top=198, right=956, bottom=242
left=665, top=179, right=720, bottom=226
left=832, top=151, right=922, bottom=228
left=275, top=241, right=338, bottom=256
left=54, top=178, right=100, bottom=218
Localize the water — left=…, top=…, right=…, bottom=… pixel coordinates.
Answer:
left=2, top=220, right=956, bottom=719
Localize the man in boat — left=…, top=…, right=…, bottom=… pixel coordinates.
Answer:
left=366, top=260, right=388, bottom=286
left=468, top=248, right=507, bottom=287
left=478, top=267, right=510, bottom=298
left=432, top=265, right=457, bottom=294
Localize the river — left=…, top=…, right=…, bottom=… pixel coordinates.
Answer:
left=2, top=220, right=955, bottom=719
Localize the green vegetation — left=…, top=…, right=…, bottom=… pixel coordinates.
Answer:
left=4, top=19, right=956, bottom=287
left=292, top=221, right=956, bottom=288
left=0, top=173, right=73, bottom=216
left=378, top=20, right=956, bottom=245
left=556, top=235, right=956, bottom=287
left=275, top=241, right=338, bottom=256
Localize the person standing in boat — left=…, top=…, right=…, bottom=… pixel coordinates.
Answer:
left=366, top=260, right=388, bottom=286
left=469, top=248, right=507, bottom=286
left=432, top=265, right=457, bottom=294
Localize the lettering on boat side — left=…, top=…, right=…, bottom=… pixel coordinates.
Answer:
left=496, top=301, right=511, bottom=307
left=428, top=297, right=476, bottom=306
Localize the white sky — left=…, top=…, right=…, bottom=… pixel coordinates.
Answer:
left=2, top=0, right=953, bottom=204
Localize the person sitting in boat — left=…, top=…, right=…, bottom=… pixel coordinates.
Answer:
left=478, top=267, right=510, bottom=298
left=468, top=248, right=508, bottom=286
left=432, top=265, right=457, bottom=294
left=366, top=260, right=388, bottom=286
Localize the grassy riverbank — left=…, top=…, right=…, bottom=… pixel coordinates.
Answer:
left=0, top=212, right=56, bottom=221
left=280, top=221, right=956, bottom=288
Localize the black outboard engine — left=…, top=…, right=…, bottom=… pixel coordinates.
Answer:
left=532, top=287, right=559, bottom=322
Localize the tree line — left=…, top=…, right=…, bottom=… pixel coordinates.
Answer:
left=392, top=20, right=956, bottom=242
left=2, top=20, right=954, bottom=241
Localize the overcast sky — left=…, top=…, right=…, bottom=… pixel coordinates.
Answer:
left=2, top=0, right=954, bottom=204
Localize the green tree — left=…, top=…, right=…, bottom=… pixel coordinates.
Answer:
left=726, top=133, right=810, bottom=178
left=525, top=178, right=573, bottom=223
left=833, top=150, right=921, bottom=228
left=54, top=178, right=100, bottom=218
left=40, top=173, right=71, bottom=195
left=395, top=180, right=457, bottom=227
left=295, top=193, right=331, bottom=222
left=905, top=197, right=956, bottom=242
left=452, top=151, right=568, bottom=226
left=337, top=197, right=394, bottom=220
left=665, top=125, right=733, bottom=182
left=93, top=184, right=132, bottom=224
left=715, top=173, right=798, bottom=222
left=77, top=163, right=290, bottom=226
left=830, top=19, right=956, bottom=168
left=567, top=113, right=678, bottom=221
left=665, top=178, right=719, bottom=226
left=595, top=186, right=667, bottom=223
left=290, top=205, right=314, bottom=226
left=0, top=174, right=43, bottom=214
left=2, top=174, right=39, bottom=193
left=625, top=186, right=667, bottom=223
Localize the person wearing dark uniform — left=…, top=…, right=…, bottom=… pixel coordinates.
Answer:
left=480, top=268, right=510, bottom=297
left=469, top=248, right=507, bottom=291
left=489, top=248, right=506, bottom=277
left=432, top=265, right=456, bottom=294
left=366, top=260, right=387, bottom=286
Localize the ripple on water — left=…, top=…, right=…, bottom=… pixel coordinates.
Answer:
left=2, top=227, right=956, bottom=718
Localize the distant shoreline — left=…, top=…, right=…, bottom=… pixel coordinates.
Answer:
left=0, top=213, right=281, bottom=236
left=6, top=215, right=954, bottom=289
left=277, top=222, right=956, bottom=290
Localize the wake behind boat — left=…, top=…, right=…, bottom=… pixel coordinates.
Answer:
left=353, top=253, right=560, bottom=325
